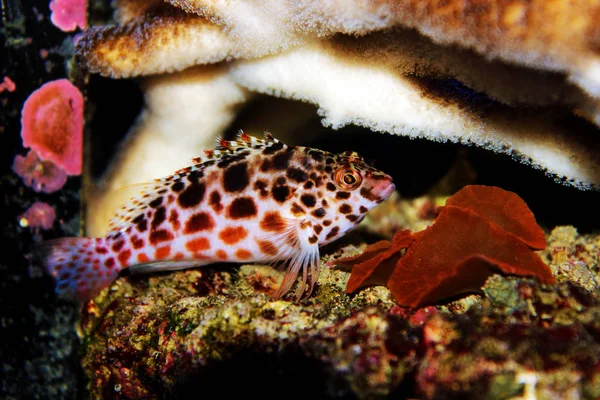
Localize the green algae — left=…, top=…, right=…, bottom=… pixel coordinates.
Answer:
left=486, top=373, right=522, bottom=400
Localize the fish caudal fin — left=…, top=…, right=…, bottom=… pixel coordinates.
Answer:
left=34, top=237, right=120, bottom=301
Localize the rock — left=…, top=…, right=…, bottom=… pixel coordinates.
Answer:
left=80, top=203, right=600, bottom=398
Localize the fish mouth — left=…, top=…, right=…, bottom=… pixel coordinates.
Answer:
left=375, top=183, right=395, bottom=200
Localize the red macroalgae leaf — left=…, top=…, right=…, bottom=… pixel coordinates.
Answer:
left=335, top=239, right=392, bottom=268
left=339, top=230, right=415, bottom=293
left=445, top=185, right=546, bottom=249
left=387, top=206, right=555, bottom=308
left=342, top=185, right=554, bottom=308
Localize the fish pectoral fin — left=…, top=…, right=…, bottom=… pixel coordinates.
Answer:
left=261, top=217, right=320, bottom=300
left=274, top=243, right=320, bottom=300
left=125, top=260, right=210, bottom=275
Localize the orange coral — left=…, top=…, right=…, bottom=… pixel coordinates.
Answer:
left=338, top=185, right=556, bottom=308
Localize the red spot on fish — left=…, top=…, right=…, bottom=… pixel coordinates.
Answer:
left=136, top=218, right=148, bottom=232
left=155, top=246, right=171, bottom=260
left=209, top=191, right=223, bottom=213
left=111, top=239, right=125, bottom=252
left=130, top=235, right=144, bottom=249
left=260, top=211, right=286, bottom=232
left=186, top=237, right=210, bottom=253
left=150, top=229, right=173, bottom=245
left=184, top=212, right=215, bottom=234
left=169, top=209, right=180, bottom=231
left=227, top=197, right=257, bottom=219
left=151, top=207, right=166, bottom=230
left=257, top=240, right=278, bottom=256
left=235, top=249, right=252, bottom=260
left=118, top=249, right=131, bottom=265
left=137, top=253, right=150, bottom=263
left=105, top=258, right=115, bottom=269
left=178, top=182, right=206, bottom=208
left=218, top=226, right=248, bottom=245
left=174, top=252, right=185, bottom=260
left=96, top=247, right=108, bottom=254
left=216, top=249, right=228, bottom=260
left=339, top=185, right=556, bottom=308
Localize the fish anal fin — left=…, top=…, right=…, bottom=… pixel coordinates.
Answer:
left=126, top=259, right=210, bottom=275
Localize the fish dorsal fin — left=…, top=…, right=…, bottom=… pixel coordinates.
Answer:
left=215, top=130, right=286, bottom=152
left=175, top=146, right=232, bottom=176
left=174, top=132, right=285, bottom=175
left=106, top=179, right=172, bottom=235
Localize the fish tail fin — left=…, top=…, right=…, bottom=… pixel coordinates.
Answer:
left=33, top=237, right=120, bottom=301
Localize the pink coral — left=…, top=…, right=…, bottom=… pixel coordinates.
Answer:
left=0, top=76, right=16, bottom=93
left=19, top=202, right=56, bottom=230
left=49, top=0, right=87, bottom=32
left=12, top=150, right=68, bottom=193
left=21, top=79, right=83, bottom=175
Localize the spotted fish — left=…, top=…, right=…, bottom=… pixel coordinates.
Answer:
left=38, top=132, right=395, bottom=301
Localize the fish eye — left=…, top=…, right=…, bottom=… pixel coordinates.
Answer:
left=334, top=166, right=362, bottom=190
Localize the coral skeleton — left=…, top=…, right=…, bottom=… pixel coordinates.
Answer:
left=75, top=0, right=600, bottom=196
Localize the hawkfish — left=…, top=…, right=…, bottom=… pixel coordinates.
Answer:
left=38, top=132, right=395, bottom=301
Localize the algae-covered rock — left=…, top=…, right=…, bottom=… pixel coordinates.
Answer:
left=545, top=226, right=600, bottom=293
left=79, top=194, right=600, bottom=399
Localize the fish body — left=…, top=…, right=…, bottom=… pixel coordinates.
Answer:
left=40, top=133, right=395, bottom=301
